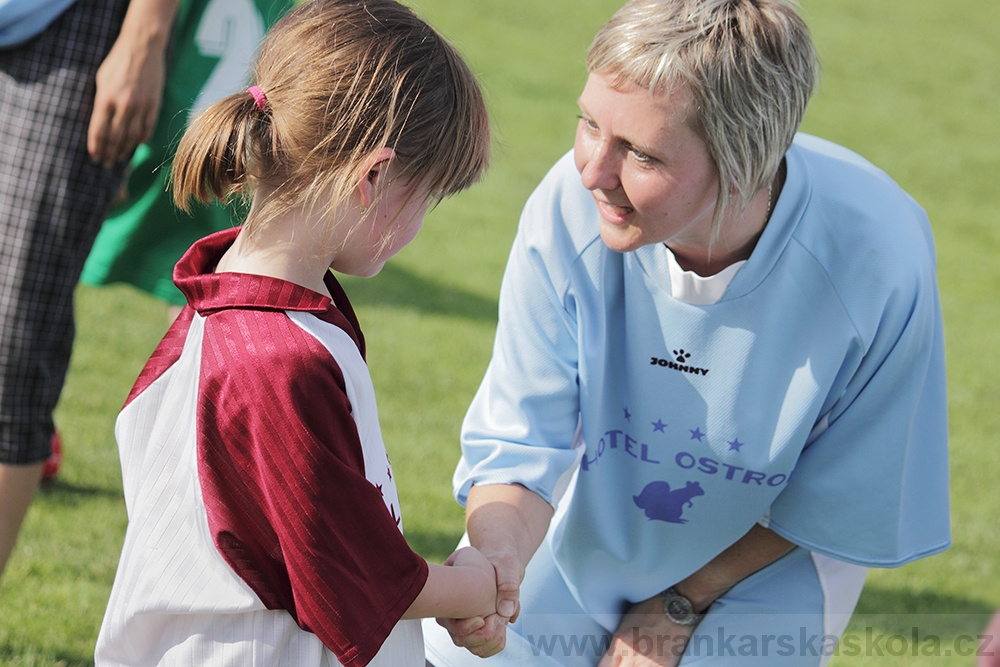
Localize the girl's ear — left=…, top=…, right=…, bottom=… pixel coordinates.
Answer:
left=356, top=147, right=397, bottom=209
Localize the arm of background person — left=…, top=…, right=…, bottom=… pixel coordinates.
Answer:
left=599, top=524, right=795, bottom=667
left=978, top=609, right=1000, bottom=667
left=87, top=0, right=181, bottom=167
left=436, top=482, right=554, bottom=658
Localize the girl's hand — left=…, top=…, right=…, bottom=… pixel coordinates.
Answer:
left=437, top=546, right=522, bottom=658
left=444, top=547, right=497, bottom=618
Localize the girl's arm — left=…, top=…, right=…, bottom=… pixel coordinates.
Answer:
left=401, top=547, right=497, bottom=620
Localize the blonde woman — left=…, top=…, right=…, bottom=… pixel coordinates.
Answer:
left=427, top=1, right=949, bottom=665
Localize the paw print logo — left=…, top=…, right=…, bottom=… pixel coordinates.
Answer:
left=673, top=349, right=691, bottom=363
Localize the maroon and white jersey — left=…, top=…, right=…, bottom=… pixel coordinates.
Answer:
left=96, top=228, right=428, bottom=667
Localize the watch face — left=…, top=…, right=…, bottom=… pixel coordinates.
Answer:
left=663, top=588, right=701, bottom=625
left=666, top=596, right=692, bottom=619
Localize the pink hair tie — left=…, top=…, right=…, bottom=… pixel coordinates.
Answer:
left=247, top=85, right=267, bottom=111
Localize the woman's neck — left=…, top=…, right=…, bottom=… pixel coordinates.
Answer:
left=669, top=162, right=785, bottom=277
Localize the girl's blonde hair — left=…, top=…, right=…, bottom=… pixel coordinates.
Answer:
left=587, top=0, right=818, bottom=234
left=172, top=0, right=490, bottom=241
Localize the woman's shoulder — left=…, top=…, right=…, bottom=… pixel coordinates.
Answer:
left=777, top=136, right=940, bottom=338
left=790, top=134, right=927, bottom=229
left=788, top=134, right=936, bottom=277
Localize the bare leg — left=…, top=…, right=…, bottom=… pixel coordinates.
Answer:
left=0, top=462, right=44, bottom=578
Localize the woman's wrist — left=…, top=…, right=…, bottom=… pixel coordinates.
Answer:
left=466, top=483, right=552, bottom=575
left=671, top=579, right=724, bottom=614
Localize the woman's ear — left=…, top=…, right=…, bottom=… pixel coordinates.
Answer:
left=356, top=147, right=397, bottom=209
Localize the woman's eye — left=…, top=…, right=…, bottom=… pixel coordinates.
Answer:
left=578, top=115, right=598, bottom=131
left=630, top=148, right=653, bottom=163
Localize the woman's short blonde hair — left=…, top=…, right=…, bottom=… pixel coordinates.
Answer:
left=588, top=0, right=818, bottom=230
left=172, top=0, right=490, bottom=241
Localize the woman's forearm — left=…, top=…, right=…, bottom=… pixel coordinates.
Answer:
left=675, top=523, right=795, bottom=612
left=466, top=483, right=554, bottom=583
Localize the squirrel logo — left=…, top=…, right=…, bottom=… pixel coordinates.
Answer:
left=633, top=480, right=704, bottom=523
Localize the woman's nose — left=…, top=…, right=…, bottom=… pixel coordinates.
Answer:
left=579, top=140, right=620, bottom=192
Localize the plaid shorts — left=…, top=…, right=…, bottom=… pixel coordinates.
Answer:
left=0, top=0, right=130, bottom=464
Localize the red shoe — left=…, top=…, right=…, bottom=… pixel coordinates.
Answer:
left=40, top=431, right=62, bottom=482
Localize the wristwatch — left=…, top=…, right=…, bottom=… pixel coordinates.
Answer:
left=661, top=586, right=704, bottom=626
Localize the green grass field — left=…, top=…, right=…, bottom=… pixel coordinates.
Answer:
left=1, top=0, right=997, bottom=664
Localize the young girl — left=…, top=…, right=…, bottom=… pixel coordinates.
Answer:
left=95, top=1, right=494, bottom=665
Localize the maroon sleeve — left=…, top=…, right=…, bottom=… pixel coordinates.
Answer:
left=195, top=308, right=428, bottom=667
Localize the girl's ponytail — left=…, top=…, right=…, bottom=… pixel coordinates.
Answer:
left=171, top=91, right=268, bottom=212
left=170, top=0, right=490, bottom=240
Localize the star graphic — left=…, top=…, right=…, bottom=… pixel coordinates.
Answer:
left=690, top=427, right=706, bottom=441
left=652, top=419, right=668, bottom=432
left=376, top=484, right=384, bottom=496
left=624, top=407, right=632, bottom=421
left=728, top=438, right=744, bottom=451
left=386, top=466, right=393, bottom=480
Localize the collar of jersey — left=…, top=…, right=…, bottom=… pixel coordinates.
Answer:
left=173, top=226, right=334, bottom=316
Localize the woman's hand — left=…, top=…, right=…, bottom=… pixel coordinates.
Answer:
left=598, top=595, right=691, bottom=667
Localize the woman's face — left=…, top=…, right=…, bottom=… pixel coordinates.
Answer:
left=573, top=72, right=720, bottom=255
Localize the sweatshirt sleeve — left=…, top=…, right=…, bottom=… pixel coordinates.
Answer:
left=455, top=157, right=592, bottom=507
left=766, top=198, right=951, bottom=567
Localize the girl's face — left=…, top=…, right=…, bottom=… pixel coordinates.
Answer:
left=573, top=72, right=720, bottom=255
left=331, top=180, right=430, bottom=278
